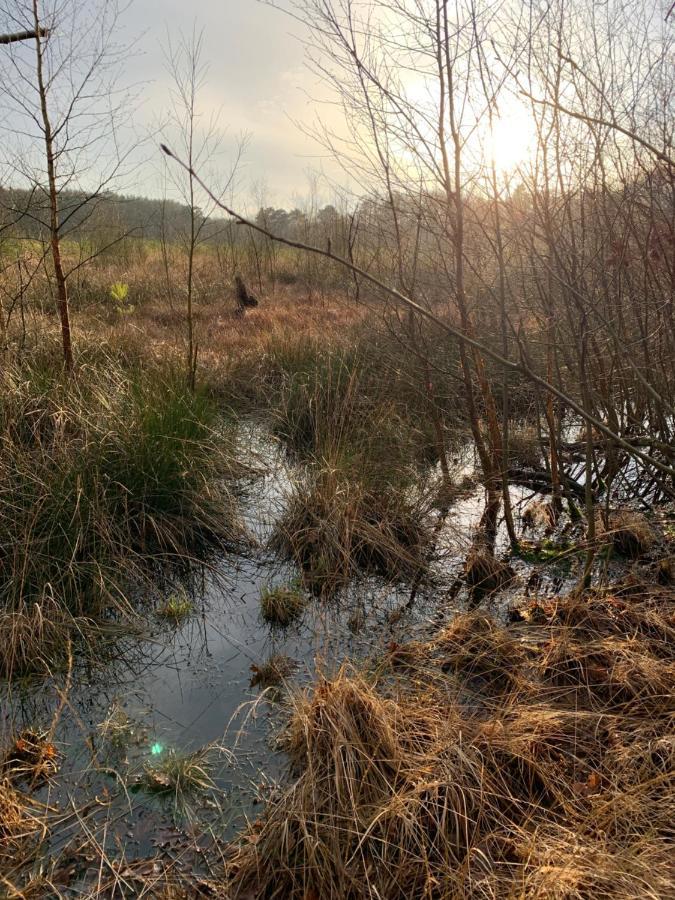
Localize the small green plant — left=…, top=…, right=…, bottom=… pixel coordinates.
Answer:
left=110, top=281, right=133, bottom=315
left=516, top=538, right=573, bottom=564
left=260, top=583, right=307, bottom=627
left=156, top=591, right=194, bottom=624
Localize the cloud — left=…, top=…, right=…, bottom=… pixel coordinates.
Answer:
left=118, top=0, right=347, bottom=205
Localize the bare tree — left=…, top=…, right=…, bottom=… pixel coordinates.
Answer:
left=165, top=0, right=674, bottom=591
left=0, top=0, right=137, bottom=370
left=161, top=26, right=246, bottom=390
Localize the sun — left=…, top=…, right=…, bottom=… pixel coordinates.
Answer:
left=486, top=101, right=537, bottom=173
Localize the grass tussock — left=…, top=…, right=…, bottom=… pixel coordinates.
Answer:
left=0, top=779, right=43, bottom=890
left=260, top=584, right=307, bottom=627
left=600, top=510, right=656, bottom=558
left=135, top=743, right=226, bottom=822
left=225, top=580, right=674, bottom=900
left=270, top=466, right=432, bottom=596
left=434, top=612, right=527, bottom=695
left=0, top=355, right=241, bottom=677
left=464, top=546, right=515, bottom=600
left=250, top=653, right=296, bottom=688
left=539, top=635, right=674, bottom=711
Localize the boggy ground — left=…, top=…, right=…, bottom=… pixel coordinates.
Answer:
left=3, top=569, right=671, bottom=898
left=1, top=274, right=673, bottom=899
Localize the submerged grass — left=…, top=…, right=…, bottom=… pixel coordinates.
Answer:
left=0, top=354, right=242, bottom=677
left=250, top=653, right=297, bottom=688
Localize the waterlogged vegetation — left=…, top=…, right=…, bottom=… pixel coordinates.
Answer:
left=260, top=582, right=308, bottom=627
left=1, top=295, right=672, bottom=897
left=1, top=0, right=674, bottom=897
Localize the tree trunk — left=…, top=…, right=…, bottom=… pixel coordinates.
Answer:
left=32, top=4, right=74, bottom=371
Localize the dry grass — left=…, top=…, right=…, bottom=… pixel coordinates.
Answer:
left=271, top=466, right=433, bottom=596
left=464, top=545, right=515, bottom=600
left=250, top=653, right=297, bottom=688
left=539, top=634, right=674, bottom=710
left=434, top=612, right=527, bottom=695
left=73, top=254, right=366, bottom=401
left=600, top=510, right=656, bottom=558
left=0, top=781, right=45, bottom=898
left=507, top=423, right=542, bottom=469
left=224, top=579, right=675, bottom=899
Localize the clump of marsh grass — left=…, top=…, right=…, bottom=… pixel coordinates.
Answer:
left=135, top=743, right=228, bottom=821
left=0, top=355, right=242, bottom=677
left=0, top=596, right=85, bottom=679
left=539, top=635, right=674, bottom=711
left=600, top=509, right=656, bottom=557
left=263, top=336, right=457, bottom=473
left=1, top=730, right=59, bottom=785
left=0, top=777, right=43, bottom=881
left=534, top=589, right=675, bottom=660
left=434, top=612, right=527, bottom=695
left=270, top=465, right=433, bottom=596
left=464, top=544, right=515, bottom=601
left=250, top=653, right=296, bottom=688
left=228, top=667, right=488, bottom=899
left=156, top=590, right=195, bottom=625
left=228, top=664, right=558, bottom=899
left=260, top=584, right=307, bottom=627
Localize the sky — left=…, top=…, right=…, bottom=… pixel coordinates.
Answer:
left=118, top=0, right=345, bottom=208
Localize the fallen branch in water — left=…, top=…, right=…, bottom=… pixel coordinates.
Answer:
left=508, top=466, right=586, bottom=500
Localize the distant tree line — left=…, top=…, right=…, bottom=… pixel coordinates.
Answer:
left=0, top=186, right=356, bottom=250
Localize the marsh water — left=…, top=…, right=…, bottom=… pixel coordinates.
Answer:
left=0, top=423, right=571, bottom=864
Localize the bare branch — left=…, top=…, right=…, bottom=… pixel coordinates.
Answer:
left=161, top=142, right=675, bottom=485
left=0, top=27, right=48, bottom=44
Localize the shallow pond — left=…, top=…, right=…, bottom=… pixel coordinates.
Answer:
left=0, top=423, right=568, bottom=865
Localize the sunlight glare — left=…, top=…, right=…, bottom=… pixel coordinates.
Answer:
left=487, top=102, right=537, bottom=173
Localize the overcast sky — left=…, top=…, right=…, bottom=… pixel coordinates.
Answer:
left=119, top=0, right=345, bottom=208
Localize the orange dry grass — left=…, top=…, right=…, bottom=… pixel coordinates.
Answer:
left=0, top=778, right=45, bottom=895
left=5, top=246, right=367, bottom=390
left=225, top=583, right=675, bottom=900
